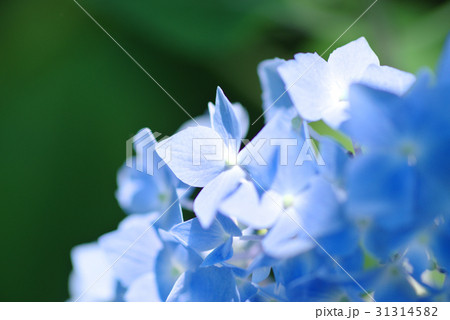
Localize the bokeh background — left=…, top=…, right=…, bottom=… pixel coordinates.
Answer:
left=1, top=0, right=449, bottom=301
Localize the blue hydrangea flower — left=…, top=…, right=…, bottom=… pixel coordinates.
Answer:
left=116, top=128, right=183, bottom=230
left=278, top=37, right=415, bottom=128
left=69, top=36, right=450, bottom=303
left=155, top=87, right=251, bottom=228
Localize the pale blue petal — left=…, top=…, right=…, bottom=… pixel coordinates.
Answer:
left=252, top=266, right=271, bottom=283
left=98, top=214, right=163, bottom=287
left=201, top=237, right=234, bottom=267
left=263, top=212, right=315, bottom=259
left=231, top=102, right=249, bottom=139
left=155, top=242, right=202, bottom=300
left=170, top=217, right=228, bottom=252
left=257, top=58, right=293, bottom=121
left=220, top=179, right=282, bottom=229
left=263, top=177, right=340, bottom=258
left=360, top=65, right=416, bottom=96
left=166, top=266, right=239, bottom=302
left=321, top=102, right=351, bottom=129
left=193, top=166, right=246, bottom=228
left=278, top=53, right=335, bottom=121
left=153, top=194, right=183, bottom=231
left=69, top=242, right=116, bottom=302
left=238, top=109, right=297, bottom=189
left=212, top=87, right=242, bottom=145
left=328, top=37, right=380, bottom=89
left=115, top=161, right=161, bottom=214
left=124, top=273, right=161, bottom=302
left=177, top=114, right=211, bottom=132
left=156, top=126, right=226, bottom=187
left=345, top=84, right=401, bottom=151
left=216, top=214, right=242, bottom=237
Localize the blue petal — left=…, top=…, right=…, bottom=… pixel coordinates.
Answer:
left=201, top=237, right=234, bottom=267
left=124, top=273, right=161, bottom=302
left=328, top=37, right=380, bottom=89
left=156, top=126, right=226, bottom=187
left=212, top=87, right=242, bottom=146
left=170, top=217, right=229, bottom=252
left=362, top=265, right=418, bottom=302
left=193, top=166, right=245, bottom=228
left=238, top=108, right=297, bottom=190
left=437, top=35, right=450, bottom=85
left=115, top=161, right=162, bottom=214
left=69, top=242, right=117, bottom=302
left=346, top=154, right=415, bottom=230
left=345, top=84, right=401, bottom=151
left=278, top=52, right=333, bottom=122
left=216, top=213, right=242, bottom=237
left=263, top=177, right=340, bottom=259
left=257, top=58, right=293, bottom=121
left=252, top=266, right=271, bottom=283
left=231, top=103, right=250, bottom=139
left=166, top=266, right=239, bottom=302
left=220, top=179, right=283, bottom=229
left=236, top=280, right=258, bottom=302
left=272, top=251, right=320, bottom=286
left=98, top=214, right=163, bottom=287
left=155, top=242, right=202, bottom=301
left=153, top=192, right=183, bottom=231
left=359, top=65, right=415, bottom=96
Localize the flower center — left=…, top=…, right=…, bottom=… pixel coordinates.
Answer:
left=283, top=194, right=295, bottom=208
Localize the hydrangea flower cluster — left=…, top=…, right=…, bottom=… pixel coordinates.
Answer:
left=70, top=37, right=450, bottom=302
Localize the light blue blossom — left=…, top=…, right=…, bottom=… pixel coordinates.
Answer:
left=69, top=242, right=118, bottom=302
left=278, top=37, right=416, bottom=128
left=155, top=87, right=249, bottom=228
left=116, top=128, right=183, bottom=230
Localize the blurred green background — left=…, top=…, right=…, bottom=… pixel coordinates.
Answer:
left=1, top=0, right=449, bottom=301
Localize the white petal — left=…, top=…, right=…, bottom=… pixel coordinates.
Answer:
left=124, top=273, right=161, bottom=302
left=328, top=37, right=380, bottom=90
left=359, top=64, right=416, bottom=96
left=278, top=53, right=335, bottom=121
left=220, top=179, right=283, bottom=229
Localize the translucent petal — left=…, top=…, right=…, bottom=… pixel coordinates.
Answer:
left=193, top=166, right=245, bottom=228
left=156, top=126, right=226, bottom=187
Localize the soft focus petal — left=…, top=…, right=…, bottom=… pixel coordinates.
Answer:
left=69, top=242, right=116, bottom=302
left=124, top=273, right=161, bottom=302
left=257, top=58, right=294, bottom=121
left=437, top=35, right=450, bottom=85
left=98, top=214, right=163, bottom=287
